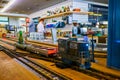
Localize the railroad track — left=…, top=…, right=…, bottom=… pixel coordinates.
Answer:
left=94, top=53, right=107, bottom=58
left=0, top=39, right=15, bottom=45
left=72, top=66, right=120, bottom=80
left=0, top=40, right=120, bottom=80
left=0, top=45, right=72, bottom=80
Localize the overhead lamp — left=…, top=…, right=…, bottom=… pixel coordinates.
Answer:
left=1, top=0, right=16, bottom=12
left=2, top=0, right=9, bottom=4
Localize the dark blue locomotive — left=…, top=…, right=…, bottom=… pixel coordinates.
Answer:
left=58, top=38, right=91, bottom=69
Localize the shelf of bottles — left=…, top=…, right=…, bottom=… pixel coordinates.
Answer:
left=41, top=11, right=94, bottom=19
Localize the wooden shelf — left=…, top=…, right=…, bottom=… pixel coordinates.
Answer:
left=71, top=11, right=92, bottom=15
left=41, top=11, right=91, bottom=19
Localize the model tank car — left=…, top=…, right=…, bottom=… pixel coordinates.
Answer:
left=25, top=44, right=57, bottom=57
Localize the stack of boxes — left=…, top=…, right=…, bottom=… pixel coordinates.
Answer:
left=29, top=32, right=44, bottom=41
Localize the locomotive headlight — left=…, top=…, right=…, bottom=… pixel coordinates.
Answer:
left=86, top=44, right=89, bottom=47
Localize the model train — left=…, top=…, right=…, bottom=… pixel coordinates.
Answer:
left=15, top=38, right=91, bottom=69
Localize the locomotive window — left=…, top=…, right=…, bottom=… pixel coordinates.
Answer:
left=70, top=42, right=77, bottom=49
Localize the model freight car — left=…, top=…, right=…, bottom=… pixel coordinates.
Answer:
left=15, top=43, right=57, bottom=57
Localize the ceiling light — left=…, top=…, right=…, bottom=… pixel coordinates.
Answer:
left=2, top=0, right=9, bottom=4
left=27, top=8, right=30, bottom=9
left=1, top=0, right=16, bottom=12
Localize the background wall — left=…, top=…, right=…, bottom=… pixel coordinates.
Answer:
left=29, top=0, right=89, bottom=32
left=29, top=0, right=72, bottom=19
left=9, top=17, right=19, bottom=27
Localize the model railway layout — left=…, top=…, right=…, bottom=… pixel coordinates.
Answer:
left=0, top=45, right=72, bottom=80
left=0, top=40, right=120, bottom=80
left=0, top=0, right=120, bottom=80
